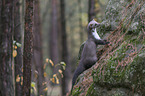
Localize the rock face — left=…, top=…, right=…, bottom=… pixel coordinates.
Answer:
left=70, top=0, right=145, bottom=96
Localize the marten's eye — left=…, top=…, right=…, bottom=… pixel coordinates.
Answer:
left=95, top=24, right=98, bottom=26
left=89, top=24, right=93, bottom=29
left=90, top=24, right=93, bottom=26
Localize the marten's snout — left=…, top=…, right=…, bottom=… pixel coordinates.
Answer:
left=94, top=23, right=100, bottom=27
left=89, top=23, right=100, bottom=29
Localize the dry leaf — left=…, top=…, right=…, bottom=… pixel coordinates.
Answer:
left=14, top=45, right=17, bottom=49
left=21, top=81, right=23, bottom=85
left=13, top=50, right=17, bottom=57
left=21, top=68, right=23, bottom=72
left=53, top=74, right=56, bottom=78
left=35, top=73, right=38, bottom=78
left=43, top=63, right=46, bottom=69
left=43, top=72, right=47, bottom=77
left=46, top=58, right=49, bottom=63
left=21, top=76, right=23, bottom=81
left=43, top=87, right=48, bottom=91
left=49, top=59, right=54, bottom=66
left=16, top=75, right=20, bottom=82
left=50, top=78, right=55, bottom=83
left=58, top=69, right=62, bottom=74
left=55, top=76, right=59, bottom=84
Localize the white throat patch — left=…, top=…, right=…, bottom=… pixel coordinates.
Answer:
left=92, top=28, right=101, bottom=40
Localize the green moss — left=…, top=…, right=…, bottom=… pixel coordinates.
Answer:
left=127, top=54, right=145, bottom=91
left=86, top=83, right=108, bottom=96
left=89, top=32, right=145, bottom=95
left=71, top=86, right=82, bottom=96
left=92, top=53, right=145, bottom=95
left=86, top=83, right=141, bottom=96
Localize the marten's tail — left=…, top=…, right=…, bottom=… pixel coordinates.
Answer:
left=70, top=65, right=85, bottom=95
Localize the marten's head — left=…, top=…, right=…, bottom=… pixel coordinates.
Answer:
left=87, top=19, right=101, bottom=39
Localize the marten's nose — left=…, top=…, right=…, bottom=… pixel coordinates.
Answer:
left=97, top=23, right=100, bottom=26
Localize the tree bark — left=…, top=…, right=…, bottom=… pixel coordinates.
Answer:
left=23, top=0, right=33, bottom=96
left=60, top=0, right=71, bottom=95
left=78, top=0, right=84, bottom=44
left=0, top=0, right=14, bottom=96
left=88, top=0, right=96, bottom=22
left=33, top=0, right=47, bottom=95
left=14, top=0, right=23, bottom=96
left=50, top=0, right=59, bottom=74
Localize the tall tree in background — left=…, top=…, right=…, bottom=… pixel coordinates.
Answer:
left=14, top=0, right=23, bottom=96
left=50, top=0, right=59, bottom=73
left=88, top=0, right=96, bottom=22
left=33, top=0, right=47, bottom=95
left=23, top=0, right=34, bottom=95
left=60, top=0, right=71, bottom=95
left=78, top=0, right=84, bottom=44
left=0, top=0, right=14, bottom=96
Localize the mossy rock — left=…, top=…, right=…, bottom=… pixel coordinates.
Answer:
left=90, top=54, right=145, bottom=96
left=70, top=0, right=145, bottom=96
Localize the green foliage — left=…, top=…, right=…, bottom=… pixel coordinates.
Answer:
left=55, top=62, right=66, bottom=70
left=31, top=82, right=36, bottom=94
left=13, top=40, right=22, bottom=47
left=31, top=82, right=35, bottom=88
left=31, top=58, right=66, bottom=95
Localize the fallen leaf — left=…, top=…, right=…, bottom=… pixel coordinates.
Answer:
left=16, top=75, right=20, bottom=82
left=13, top=50, right=17, bottom=57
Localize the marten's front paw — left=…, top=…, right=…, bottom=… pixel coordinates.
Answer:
left=103, top=40, right=110, bottom=44
left=105, top=41, right=110, bottom=44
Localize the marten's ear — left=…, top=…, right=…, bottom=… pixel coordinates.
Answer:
left=90, top=24, right=93, bottom=26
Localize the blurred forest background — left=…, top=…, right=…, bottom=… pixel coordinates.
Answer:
left=0, top=0, right=109, bottom=96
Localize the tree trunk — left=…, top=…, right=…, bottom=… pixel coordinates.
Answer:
left=0, top=0, right=14, bottom=96
left=88, top=0, right=95, bottom=22
left=23, top=0, right=33, bottom=96
left=60, top=0, right=71, bottom=95
left=50, top=0, right=59, bottom=73
left=14, top=0, right=23, bottom=96
left=78, top=0, right=84, bottom=44
left=33, top=0, right=47, bottom=95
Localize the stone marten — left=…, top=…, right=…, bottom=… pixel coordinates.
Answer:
left=71, top=19, right=109, bottom=93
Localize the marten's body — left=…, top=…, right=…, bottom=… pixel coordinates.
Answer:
left=71, top=19, right=109, bottom=93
